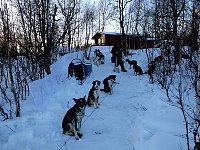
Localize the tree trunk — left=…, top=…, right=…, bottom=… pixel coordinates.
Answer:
left=170, top=0, right=180, bottom=65
left=118, top=0, right=126, bottom=55
left=191, top=6, right=199, bottom=51
left=8, top=63, right=21, bottom=117
left=196, top=11, right=200, bottom=122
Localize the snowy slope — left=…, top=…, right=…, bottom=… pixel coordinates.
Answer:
left=0, top=46, right=188, bottom=150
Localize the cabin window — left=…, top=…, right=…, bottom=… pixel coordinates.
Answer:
left=101, top=38, right=104, bottom=44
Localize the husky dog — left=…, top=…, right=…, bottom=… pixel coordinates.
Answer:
left=147, top=60, right=156, bottom=75
left=154, top=55, right=163, bottom=62
left=62, top=96, right=86, bottom=140
left=68, top=62, right=74, bottom=78
left=132, top=64, right=144, bottom=75
left=126, top=59, right=137, bottom=69
left=87, top=80, right=101, bottom=108
left=93, top=49, right=105, bottom=66
left=100, top=75, right=116, bottom=94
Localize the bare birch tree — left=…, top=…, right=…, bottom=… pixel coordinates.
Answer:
left=57, top=0, right=81, bottom=53
left=82, top=2, right=96, bottom=46
left=111, top=0, right=133, bottom=55
left=97, top=0, right=112, bottom=32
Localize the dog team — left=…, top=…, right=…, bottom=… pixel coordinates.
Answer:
left=62, top=45, right=162, bottom=140
left=62, top=74, right=116, bottom=140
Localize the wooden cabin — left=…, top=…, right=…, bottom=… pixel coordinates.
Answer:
left=143, top=38, right=158, bottom=49
left=92, top=32, right=158, bottom=49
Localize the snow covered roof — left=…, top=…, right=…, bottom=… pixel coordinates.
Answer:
left=145, top=38, right=159, bottom=41
left=101, top=32, right=122, bottom=35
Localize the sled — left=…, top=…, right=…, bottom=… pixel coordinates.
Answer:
left=68, top=58, right=92, bottom=84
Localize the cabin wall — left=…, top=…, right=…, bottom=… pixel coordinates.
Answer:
left=92, top=33, right=157, bottom=49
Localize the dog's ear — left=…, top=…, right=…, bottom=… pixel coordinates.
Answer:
left=73, top=98, right=78, bottom=103
left=83, top=95, right=86, bottom=100
left=112, top=75, right=116, bottom=81
left=109, top=75, right=116, bottom=80
left=80, top=95, right=86, bottom=101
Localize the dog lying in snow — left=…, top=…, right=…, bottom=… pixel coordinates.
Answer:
left=87, top=80, right=101, bottom=108
left=62, top=96, right=87, bottom=140
left=100, top=75, right=116, bottom=94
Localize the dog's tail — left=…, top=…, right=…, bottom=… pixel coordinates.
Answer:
left=143, top=71, right=148, bottom=74
left=100, top=88, right=111, bottom=93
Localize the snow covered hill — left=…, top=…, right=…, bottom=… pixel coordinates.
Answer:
left=0, top=46, right=188, bottom=150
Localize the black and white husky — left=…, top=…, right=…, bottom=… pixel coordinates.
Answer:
left=87, top=80, right=101, bottom=108
left=100, top=75, right=116, bottom=94
left=126, top=59, right=137, bottom=69
left=62, top=96, right=87, bottom=140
